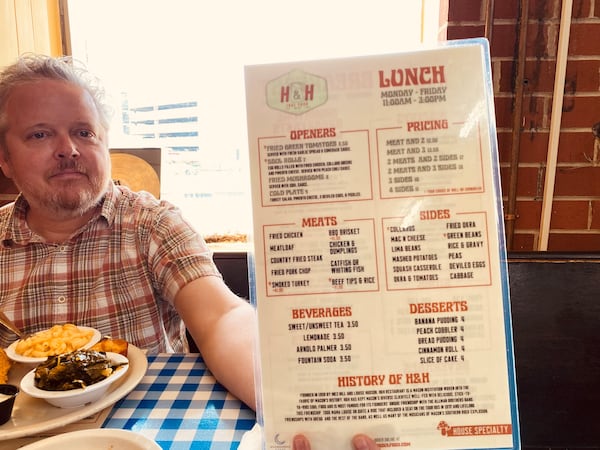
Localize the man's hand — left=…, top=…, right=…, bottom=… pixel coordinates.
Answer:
left=293, top=433, right=380, bottom=450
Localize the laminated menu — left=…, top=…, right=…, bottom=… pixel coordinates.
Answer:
left=244, top=39, right=520, bottom=450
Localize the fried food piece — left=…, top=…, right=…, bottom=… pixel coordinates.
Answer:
left=0, top=348, right=12, bottom=383
left=90, top=338, right=129, bottom=356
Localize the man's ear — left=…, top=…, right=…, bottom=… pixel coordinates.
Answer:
left=0, top=151, right=12, bottom=179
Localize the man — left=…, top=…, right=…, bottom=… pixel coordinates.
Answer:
left=0, top=54, right=380, bottom=449
left=0, top=54, right=255, bottom=408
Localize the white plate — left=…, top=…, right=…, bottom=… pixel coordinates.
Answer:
left=5, top=327, right=102, bottom=364
left=18, top=428, right=161, bottom=449
left=20, top=352, right=129, bottom=408
left=0, top=345, right=147, bottom=440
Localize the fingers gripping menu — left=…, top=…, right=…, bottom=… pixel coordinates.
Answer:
left=246, top=40, right=519, bottom=450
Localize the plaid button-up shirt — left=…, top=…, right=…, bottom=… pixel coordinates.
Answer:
left=0, top=184, right=221, bottom=353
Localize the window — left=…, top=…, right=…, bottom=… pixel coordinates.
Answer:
left=66, top=0, right=444, bottom=239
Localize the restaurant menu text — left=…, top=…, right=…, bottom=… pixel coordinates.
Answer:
left=245, top=39, right=520, bottom=450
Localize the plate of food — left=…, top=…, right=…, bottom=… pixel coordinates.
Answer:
left=5, top=324, right=102, bottom=364
left=19, top=428, right=161, bottom=449
left=0, top=342, right=147, bottom=440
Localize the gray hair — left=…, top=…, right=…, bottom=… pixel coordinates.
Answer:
left=0, top=54, right=113, bottom=151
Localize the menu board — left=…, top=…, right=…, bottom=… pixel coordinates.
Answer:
left=244, top=39, right=520, bottom=450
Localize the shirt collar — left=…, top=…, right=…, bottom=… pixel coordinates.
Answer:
left=0, top=194, right=32, bottom=246
left=99, top=183, right=120, bottom=226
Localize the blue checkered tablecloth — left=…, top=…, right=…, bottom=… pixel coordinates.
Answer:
left=102, top=354, right=256, bottom=450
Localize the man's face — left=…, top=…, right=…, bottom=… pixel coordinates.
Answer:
left=0, top=79, right=111, bottom=217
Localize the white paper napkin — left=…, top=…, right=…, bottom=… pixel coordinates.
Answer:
left=238, top=423, right=263, bottom=450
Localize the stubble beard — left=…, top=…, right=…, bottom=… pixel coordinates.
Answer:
left=45, top=175, right=109, bottom=218
left=15, top=161, right=111, bottom=219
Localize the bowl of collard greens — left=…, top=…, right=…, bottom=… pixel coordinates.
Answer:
left=20, top=350, right=129, bottom=408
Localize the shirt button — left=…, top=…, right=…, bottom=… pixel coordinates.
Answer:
left=59, top=246, right=67, bottom=252
left=57, top=296, right=67, bottom=303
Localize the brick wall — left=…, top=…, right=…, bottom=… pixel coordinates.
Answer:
left=448, top=0, right=600, bottom=251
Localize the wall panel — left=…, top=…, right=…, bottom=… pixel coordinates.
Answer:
left=0, top=1, right=19, bottom=66
left=0, top=0, right=61, bottom=67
